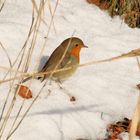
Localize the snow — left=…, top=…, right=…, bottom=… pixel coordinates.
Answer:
left=0, top=0, right=140, bottom=139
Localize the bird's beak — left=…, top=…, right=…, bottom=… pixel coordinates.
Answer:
left=84, top=45, right=88, bottom=48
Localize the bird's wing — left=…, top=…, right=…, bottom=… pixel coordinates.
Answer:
left=39, top=44, right=71, bottom=72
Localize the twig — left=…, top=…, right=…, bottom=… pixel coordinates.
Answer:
left=129, top=57, right=140, bottom=140
left=7, top=30, right=76, bottom=140
left=1, top=48, right=140, bottom=84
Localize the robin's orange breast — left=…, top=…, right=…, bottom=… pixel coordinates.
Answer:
left=70, top=45, right=83, bottom=63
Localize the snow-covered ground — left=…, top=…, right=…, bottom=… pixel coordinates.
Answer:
left=0, top=0, right=140, bottom=139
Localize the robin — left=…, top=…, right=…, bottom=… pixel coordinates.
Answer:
left=22, top=37, right=87, bottom=82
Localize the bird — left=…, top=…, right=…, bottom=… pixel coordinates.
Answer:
left=22, top=37, right=87, bottom=83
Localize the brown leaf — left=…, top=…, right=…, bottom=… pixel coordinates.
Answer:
left=137, top=84, right=140, bottom=90
left=17, top=85, right=32, bottom=99
left=70, top=96, right=76, bottom=102
left=86, top=0, right=110, bottom=10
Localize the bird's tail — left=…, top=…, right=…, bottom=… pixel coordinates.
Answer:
left=22, top=76, right=44, bottom=83
left=22, top=73, right=45, bottom=83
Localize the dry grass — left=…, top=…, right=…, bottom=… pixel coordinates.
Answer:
left=87, top=0, right=140, bottom=28
left=1, top=48, right=140, bottom=84
left=129, top=91, right=140, bottom=140
left=0, top=0, right=6, bottom=12
left=0, top=0, right=59, bottom=139
left=0, top=0, right=140, bottom=139
left=129, top=57, right=140, bottom=140
left=108, top=0, right=140, bottom=28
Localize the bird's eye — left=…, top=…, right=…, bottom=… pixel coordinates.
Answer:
left=75, top=44, right=79, bottom=47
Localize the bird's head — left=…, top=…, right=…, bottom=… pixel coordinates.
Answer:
left=61, top=37, right=87, bottom=61
left=61, top=37, right=88, bottom=62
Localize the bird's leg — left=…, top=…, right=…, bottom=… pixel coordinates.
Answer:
left=56, top=79, right=63, bottom=89
left=55, top=79, right=75, bottom=102
left=55, top=79, right=74, bottom=100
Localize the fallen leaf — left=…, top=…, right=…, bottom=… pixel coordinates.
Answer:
left=137, top=84, right=140, bottom=90
left=86, top=0, right=110, bottom=10
left=106, top=117, right=140, bottom=139
left=70, top=96, right=76, bottom=102
left=17, top=85, right=32, bottom=99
